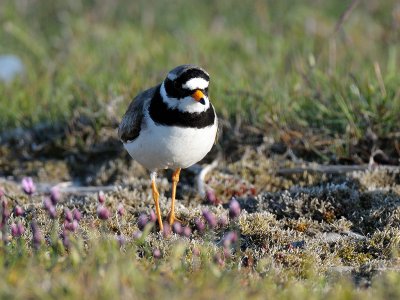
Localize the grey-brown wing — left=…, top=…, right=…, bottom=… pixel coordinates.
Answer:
left=118, top=85, right=158, bottom=143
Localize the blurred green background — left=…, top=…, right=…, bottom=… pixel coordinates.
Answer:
left=0, top=0, right=399, bottom=138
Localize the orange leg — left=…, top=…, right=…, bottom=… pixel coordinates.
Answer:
left=151, top=179, right=163, bottom=231
left=169, top=168, right=181, bottom=225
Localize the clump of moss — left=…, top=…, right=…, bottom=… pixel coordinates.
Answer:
left=352, top=168, right=400, bottom=194
left=243, top=179, right=400, bottom=236
left=336, top=242, right=372, bottom=265
left=368, top=227, right=400, bottom=259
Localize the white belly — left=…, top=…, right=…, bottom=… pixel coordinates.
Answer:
left=124, top=116, right=217, bottom=171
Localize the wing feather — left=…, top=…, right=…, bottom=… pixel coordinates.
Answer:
left=118, top=85, right=158, bottom=143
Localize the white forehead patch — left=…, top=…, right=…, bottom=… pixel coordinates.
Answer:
left=182, top=77, right=209, bottom=90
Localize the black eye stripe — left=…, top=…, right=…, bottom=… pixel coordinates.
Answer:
left=165, top=79, right=191, bottom=98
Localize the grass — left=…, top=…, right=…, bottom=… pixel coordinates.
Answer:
left=1, top=0, right=400, bottom=138
left=2, top=242, right=400, bottom=300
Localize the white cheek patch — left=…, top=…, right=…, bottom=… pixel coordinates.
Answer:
left=182, top=78, right=209, bottom=90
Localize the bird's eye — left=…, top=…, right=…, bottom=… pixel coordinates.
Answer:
left=204, top=87, right=209, bottom=95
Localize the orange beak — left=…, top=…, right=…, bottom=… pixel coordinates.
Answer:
left=191, top=90, right=205, bottom=102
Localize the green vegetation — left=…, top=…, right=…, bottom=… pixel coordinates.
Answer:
left=1, top=154, right=400, bottom=299
left=1, top=0, right=399, bottom=138
left=1, top=167, right=400, bottom=299
left=2, top=239, right=400, bottom=300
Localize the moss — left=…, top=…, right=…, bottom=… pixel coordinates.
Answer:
left=336, top=242, right=372, bottom=265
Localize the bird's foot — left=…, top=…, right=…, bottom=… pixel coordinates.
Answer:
left=168, top=211, right=183, bottom=225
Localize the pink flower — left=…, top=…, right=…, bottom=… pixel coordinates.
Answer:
left=14, top=205, right=24, bottom=217
left=21, top=177, right=36, bottom=195
left=137, top=214, right=148, bottom=231
left=149, top=210, right=157, bottom=223
left=48, top=206, right=57, bottom=219
left=50, top=186, right=61, bottom=205
left=172, top=222, right=182, bottom=234
left=132, top=231, right=142, bottom=240
left=17, top=222, right=25, bottom=236
left=206, top=189, right=218, bottom=205
left=117, top=203, right=125, bottom=216
left=71, top=220, right=79, bottom=231
left=64, top=220, right=78, bottom=232
left=11, top=223, right=18, bottom=237
left=97, top=206, right=110, bottom=220
left=117, top=234, right=126, bottom=247
left=64, top=221, right=72, bottom=231
left=11, top=222, right=25, bottom=238
left=30, top=221, right=42, bottom=249
left=229, top=198, right=241, bottom=219
left=64, top=208, right=73, bottom=222
left=202, top=209, right=217, bottom=228
left=153, top=248, right=162, bottom=259
left=1, top=199, right=10, bottom=223
left=43, top=197, right=53, bottom=211
left=195, top=218, right=205, bottom=233
left=222, top=231, right=239, bottom=248
left=62, top=231, right=70, bottom=249
left=182, top=226, right=192, bottom=238
left=43, top=198, right=57, bottom=219
left=73, top=208, right=82, bottom=221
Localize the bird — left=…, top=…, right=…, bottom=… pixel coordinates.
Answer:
left=118, top=65, right=218, bottom=231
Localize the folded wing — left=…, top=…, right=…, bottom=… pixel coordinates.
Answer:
left=118, top=85, right=158, bottom=143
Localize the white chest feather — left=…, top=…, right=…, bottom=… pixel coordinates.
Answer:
left=124, top=113, right=217, bottom=171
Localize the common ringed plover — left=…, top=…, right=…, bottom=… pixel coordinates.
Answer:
left=118, top=65, right=218, bottom=230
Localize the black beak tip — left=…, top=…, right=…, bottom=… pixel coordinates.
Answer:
left=199, top=98, right=206, bottom=105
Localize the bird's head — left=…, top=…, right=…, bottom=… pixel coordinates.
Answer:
left=160, top=65, right=211, bottom=113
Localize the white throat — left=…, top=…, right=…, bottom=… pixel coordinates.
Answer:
left=160, top=82, right=210, bottom=113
